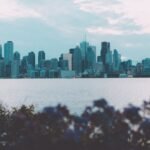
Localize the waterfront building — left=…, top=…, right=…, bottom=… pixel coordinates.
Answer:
left=142, top=58, right=150, bottom=76
left=38, top=51, right=45, bottom=68
left=61, top=53, right=72, bottom=70
left=27, top=70, right=39, bottom=78
left=61, top=60, right=68, bottom=70
left=0, top=45, right=2, bottom=59
left=40, top=69, right=46, bottom=78
left=87, top=46, right=96, bottom=70
left=27, top=70, right=35, bottom=78
left=94, top=62, right=104, bottom=76
left=49, top=70, right=59, bottom=78
left=135, top=63, right=143, bottom=76
left=142, top=58, right=150, bottom=68
left=21, top=56, right=28, bottom=74
left=4, top=41, right=14, bottom=65
left=105, top=49, right=113, bottom=73
left=100, top=42, right=110, bottom=66
left=0, top=59, right=4, bottom=77
left=106, top=50, right=113, bottom=65
left=43, top=60, right=51, bottom=69
left=60, top=70, right=75, bottom=78
left=120, top=60, right=132, bottom=73
left=11, top=60, right=20, bottom=78
left=14, top=51, right=20, bottom=61
left=28, top=52, right=35, bottom=68
left=80, top=41, right=89, bottom=72
left=80, top=41, right=89, bottom=59
left=4, top=63, right=11, bottom=78
left=59, top=55, right=69, bottom=70
left=50, top=58, right=58, bottom=70
left=69, top=46, right=82, bottom=75
left=113, top=49, right=121, bottom=72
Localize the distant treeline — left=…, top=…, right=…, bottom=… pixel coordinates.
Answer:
left=0, top=99, right=150, bottom=150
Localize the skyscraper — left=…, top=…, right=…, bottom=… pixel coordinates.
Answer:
left=11, top=51, right=21, bottom=78
left=28, top=52, right=35, bottom=69
left=4, top=41, right=14, bottom=65
left=59, top=55, right=69, bottom=70
left=113, top=49, right=121, bottom=71
left=105, top=50, right=113, bottom=73
left=0, top=45, right=2, bottom=59
left=50, top=58, right=58, bottom=70
left=87, top=46, right=96, bottom=70
left=69, top=46, right=82, bottom=75
left=80, top=41, right=89, bottom=59
left=0, top=59, right=4, bottom=77
left=80, top=41, right=89, bottom=72
left=14, top=51, right=20, bottom=60
left=38, top=51, right=45, bottom=68
left=62, top=53, right=72, bottom=71
left=21, top=56, right=28, bottom=74
left=101, top=42, right=110, bottom=66
left=106, top=50, right=113, bottom=65
left=43, top=60, right=51, bottom=69
left=11, top=60, right=20, bottom=78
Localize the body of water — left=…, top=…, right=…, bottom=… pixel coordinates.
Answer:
left=0, top=79, right=150, bottom=113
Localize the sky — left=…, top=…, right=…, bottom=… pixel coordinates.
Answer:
left=0, top=0, right=150, bottom=62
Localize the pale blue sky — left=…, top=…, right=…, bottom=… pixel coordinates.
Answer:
left=0, top=0, right=150, bottom=62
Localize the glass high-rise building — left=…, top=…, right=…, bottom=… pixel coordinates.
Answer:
left=11, top=60, right=20, bottom=78
left=80, top=41, right=89, bottom=59
left=61, top=53, right=72, bottom=71
left=80, top=41, right=89, bottom=72
left=0, top=45, right=2, bottom=59
left=11, top=51, right=21, bottom=78
left=70, top=47, right=82, bottom=75
left=0, top=59, right=4, bottom=77
left=50, top=58, right=58, bottom=70
left=113, top=49, right=121, bottom=71
left=101, top=42, right=110, bottom=66
left=4, top=41, right=14, bottom=65
left=14, top=51, right=20, bottom=60
left=87, top=46, right=96, bottom=70
left=38, top=51, right=45, bottom=68
left=28, top=52, right=35, bottom=69
left=21, top=56, right=28, bottom=74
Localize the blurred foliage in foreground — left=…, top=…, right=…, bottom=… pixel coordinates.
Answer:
left=0, top=99, right=150, bottom=150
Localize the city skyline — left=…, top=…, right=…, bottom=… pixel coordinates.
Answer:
left=0, top=40, right=137, bottom=64
left=1, top=40, right=119, bottom=63
left=0, top=40, right=150, bottom=78
left=1, top=0, right=150, bottom=62
left=0, top=39, right=148, bottom=64
left=0, top=40, right=123, bottom=78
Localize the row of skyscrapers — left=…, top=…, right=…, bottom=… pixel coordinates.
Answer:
left=0, top=40, right=149, bottom=78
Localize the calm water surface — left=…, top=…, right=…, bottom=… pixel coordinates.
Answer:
left=0, top=78, right=150, bottom=113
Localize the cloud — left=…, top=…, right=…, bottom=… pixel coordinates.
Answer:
left=74, top=0, right=121, bottom=14
left=74, top=0, right=150, bottom=34
left=0, top=0, right=81, bottom=35
left=86, top=26, right=145, bottom=35
left=1, top=0, right=150, bottom=36
left=1, top=0, right=150, bottom=38
left=0, top=0, right=41, bottom=21
left=118, top=0, right=150, bottom=33
left=87, top=27, right=124, bottom=35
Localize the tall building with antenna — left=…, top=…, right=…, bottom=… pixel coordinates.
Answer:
left=80, top=34, right=89, bottom=72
